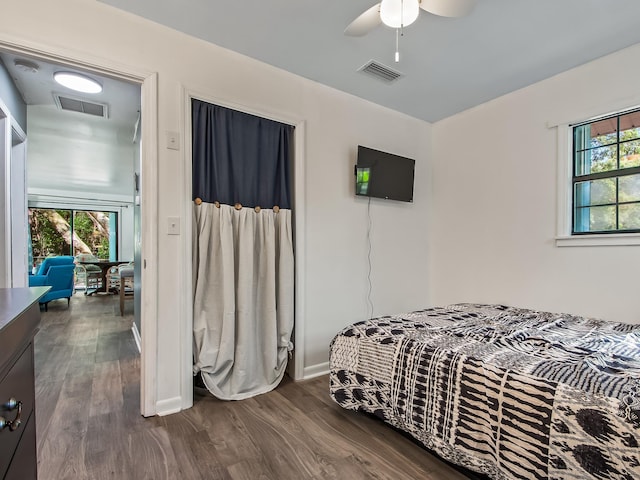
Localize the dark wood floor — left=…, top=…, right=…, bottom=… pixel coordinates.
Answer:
left=34, top=294, right=473, bottom=480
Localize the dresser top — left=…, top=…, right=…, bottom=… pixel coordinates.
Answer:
left=0, top=287, right=49, bottom=332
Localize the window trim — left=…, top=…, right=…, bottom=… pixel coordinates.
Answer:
left=555, top=122, right=640, bottom=247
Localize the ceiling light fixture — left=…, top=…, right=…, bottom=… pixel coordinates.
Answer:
left=380, top=0, right=420, bottom=28
left=53, top=71, right=103, bottom=94
left=379, top=0, right=420, bottom=63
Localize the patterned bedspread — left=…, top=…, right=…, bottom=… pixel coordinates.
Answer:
left=329, top=304, right=640, bottom=480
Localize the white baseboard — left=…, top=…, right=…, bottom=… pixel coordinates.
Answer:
left=155, top=397, right=183, bottom=416
left=131, top=322, right=141, bottom=353
left=302, top=361, right=330, bottom=380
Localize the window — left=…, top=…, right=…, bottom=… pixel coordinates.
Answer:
left=29, top=208, right=118, bottom=263
left=572, top=109, right=640, bottom=234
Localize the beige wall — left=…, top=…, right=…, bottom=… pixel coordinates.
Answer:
left=1, top=0, right=432, bottom=412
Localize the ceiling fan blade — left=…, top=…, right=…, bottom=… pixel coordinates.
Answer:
left=420, top=0, right=476, bottom=18
left=344, top=3, right=382, bottom=37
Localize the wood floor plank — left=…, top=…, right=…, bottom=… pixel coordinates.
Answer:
left=227, top=460, right=275, bottom=480
left=38, top=428, right=89, bottom=480
left=34, top=379, right=64, bottom=451
left=166, top=429, right=233, bottom=480
left=89, top=360, right=123, bottom=416
left=37, top=373, right=92, bottom=479
left=34, top=344, right=73, bottom=383
left=84, top=411, right=133, bottom=480
left=126, top=426, right=181, bottom=480
left=159, top=401, right=209, bottom=438
left=64, top=344, right=97, bottom=379
left=233, top=397, right=335, bottom=479
left=274, top=375, right=329, bottom=414
left=54, top=442, right=90, bottom=480
left=297, top=373, right=337, bottom=408
left=193, top=397, right=267, bottom=468
left=94, top=331, right=123, bottom=363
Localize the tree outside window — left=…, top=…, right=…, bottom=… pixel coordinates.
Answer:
left=29, top=208, right=116, bottom=263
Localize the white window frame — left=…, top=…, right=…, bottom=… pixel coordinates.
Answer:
left=27, top=202, right=126, bottom=259
left=554, top=113, right=640, bottom=247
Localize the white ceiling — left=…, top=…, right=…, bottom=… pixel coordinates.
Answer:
left=0, top=52, right=140, bottom=199
left=96, top=0, right=640, bottom=123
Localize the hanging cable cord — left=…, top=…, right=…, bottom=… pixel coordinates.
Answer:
left=366, top=195, right=374, bottom=321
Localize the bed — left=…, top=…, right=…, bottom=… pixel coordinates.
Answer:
left=329, top=304, right=640, bottom=480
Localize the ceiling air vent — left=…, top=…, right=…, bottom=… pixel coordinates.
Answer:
left=53, top=93, right=109, bottom=119
left=358, top=60, right=403, bottom=84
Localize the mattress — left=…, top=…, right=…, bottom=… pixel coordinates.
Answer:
left=329, top=304, right=640, bottom=480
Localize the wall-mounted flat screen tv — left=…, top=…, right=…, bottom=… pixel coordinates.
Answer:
left=355, top=145, right=415, bottom=203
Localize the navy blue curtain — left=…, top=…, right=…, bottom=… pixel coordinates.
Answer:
left=192, top=99, right=293, bottom=209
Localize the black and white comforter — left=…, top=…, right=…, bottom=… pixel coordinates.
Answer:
left=329, top=304, right=640, bottom=480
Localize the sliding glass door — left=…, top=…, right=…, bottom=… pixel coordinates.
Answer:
left=29, top=208, right=118, bottom=265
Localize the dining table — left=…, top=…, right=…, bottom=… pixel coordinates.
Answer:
left=77, top=259, right=132, bottom=294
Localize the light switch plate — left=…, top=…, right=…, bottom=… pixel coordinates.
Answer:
left=167, top=216, right=180, bottom=235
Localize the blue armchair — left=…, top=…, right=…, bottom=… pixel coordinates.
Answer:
left=28, top=256, right=76, bottom=311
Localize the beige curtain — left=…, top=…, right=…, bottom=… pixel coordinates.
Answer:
left=192, top=202, right=294, bottom=400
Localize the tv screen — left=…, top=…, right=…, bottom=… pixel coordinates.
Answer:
left=355, top=145, right=415, bottom=202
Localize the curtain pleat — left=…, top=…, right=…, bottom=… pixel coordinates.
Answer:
left=193, top=203, right=294, bottom=400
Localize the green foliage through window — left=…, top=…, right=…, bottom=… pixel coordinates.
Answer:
left=29, top=208, right=116, bottom=263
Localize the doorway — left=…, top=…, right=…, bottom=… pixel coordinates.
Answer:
left=0, top=42, right=158, bottom=416
left=183, top=90, right=307, bottom=393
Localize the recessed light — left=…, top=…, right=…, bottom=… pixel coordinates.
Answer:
left=53, top=71, right=102, bottom=94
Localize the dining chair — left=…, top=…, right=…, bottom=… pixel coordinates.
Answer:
left=74, top=253, right=103, bottom=294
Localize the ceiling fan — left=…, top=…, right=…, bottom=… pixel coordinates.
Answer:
left=345, top=0, right=476, bottom=37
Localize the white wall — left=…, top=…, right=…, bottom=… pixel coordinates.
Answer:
left=26, top=105, right=136, bottom=200
left=0, top=0, right=432, bottom=410
left=430, top=43, right=640, bottom=324
left=301, top=90, right=432, bottom=369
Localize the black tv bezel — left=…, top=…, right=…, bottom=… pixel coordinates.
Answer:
left=354, top=145, right=415, bottom=203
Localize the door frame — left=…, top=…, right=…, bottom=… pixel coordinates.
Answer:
left=181, top=86, right=307, bottom=405
left=9, top=121, right=27, bottom=287
left=0, top=95, right=28, bottom=288
left=0, top=36, right=159, bottom=416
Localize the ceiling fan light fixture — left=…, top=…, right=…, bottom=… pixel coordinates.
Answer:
left=53, top=71, right=103, bottom=94
left=380, top=0, right=420, bottom=28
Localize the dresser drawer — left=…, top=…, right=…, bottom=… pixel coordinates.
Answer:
left=3, top=412, right=36, bottom=480
left=0, top=344, right=35, bottom=479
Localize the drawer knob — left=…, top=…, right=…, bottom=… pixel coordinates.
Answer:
left=0, top=398, right=22, bottom=432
